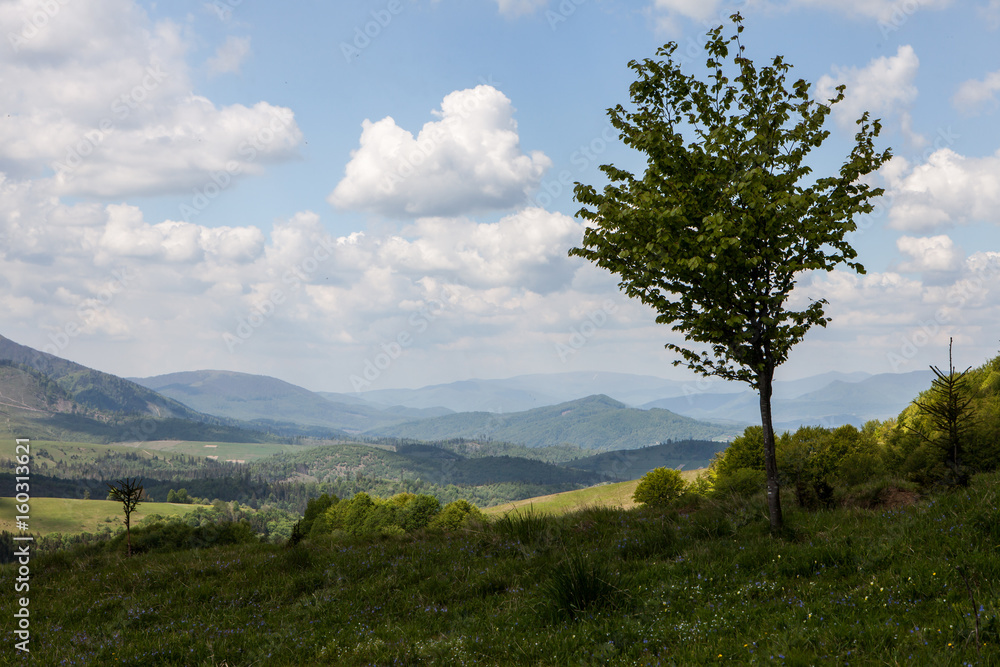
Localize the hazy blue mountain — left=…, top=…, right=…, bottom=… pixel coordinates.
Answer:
left=353, top=370, right=875, bottom=414
left=0, top=335, right=279, bottom=443
left=132, top=370, right=453, bottom=434
left=642, top=370, right=933, bottom=429
left=364, top=394, right=742, bottom=450
left=0, top=334, right=212, bottom=421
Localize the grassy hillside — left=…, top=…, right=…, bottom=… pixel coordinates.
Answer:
left=367, top=394, right=740, bottom=449
left=0, top=497, right=205, bottom=535
left=6, top=472, right=1000, bottom=664
left=483, top=469, right=704, bottom=517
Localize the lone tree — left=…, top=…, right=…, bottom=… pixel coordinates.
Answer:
left=107, top=477, right=144, bottom=556
left=570, top=14, right=890, bottom=531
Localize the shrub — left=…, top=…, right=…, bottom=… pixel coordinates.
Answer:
left=428, top=500, right=484, bottom=531
left=712, top=467, right=766, bottom=499
left=633, top=467, right=686, bottom=507
left=398, top=494, right=441, bottom=531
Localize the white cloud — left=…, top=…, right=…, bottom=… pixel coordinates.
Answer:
left=653, top=0, right=721, bottom=22
left=328, top=85, right=551, bottom=218
left=207, top=36, right=251, bottom=76
left=782, top=0, right=952, bottom=22
left=0, top=0, right=301, bottom=197
left=816, top=45, right=923, bottom=146
left=953, top=69, right=1000, bottom=116
left=896, top=235, right=962, bottom=273
left=887, top=148, right=1000, bottom=231
left=496, top=0, right=550, bottom=16
left=981, top=0, right=1000, bottom=29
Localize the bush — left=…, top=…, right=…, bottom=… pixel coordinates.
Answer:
left=712, top=467, right=766, bottom=499
left=633, top=467, right=686, bottom=507
left=428, top=500, right=484, bottom=531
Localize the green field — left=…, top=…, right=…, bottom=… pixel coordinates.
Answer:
left=483, top=468, right=704, bottom=516
left=1, top=438, right=309, bottom=465
left=0, top=497, right=206, bottom=536
left=126, top=439, right=310, bottom=462
left=6, top=472, right=1000, bottom=664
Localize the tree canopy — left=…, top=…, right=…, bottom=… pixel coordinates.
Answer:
left=570, top=14, right=891, bottom=530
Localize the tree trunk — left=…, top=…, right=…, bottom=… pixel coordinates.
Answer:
left=759, top=366, right=783, bottom=532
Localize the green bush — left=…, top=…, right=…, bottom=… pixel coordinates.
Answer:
left=633, top=467, right=686, bottom=507
left=428, top=500, right=484, bottom=531
left=712, top=467, right=766, bottom=498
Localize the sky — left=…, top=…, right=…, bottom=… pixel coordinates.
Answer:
left=1, top=0, right=999, bottom=395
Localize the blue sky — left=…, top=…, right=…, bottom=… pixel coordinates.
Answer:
left=1, top=0, right=999, bottom=394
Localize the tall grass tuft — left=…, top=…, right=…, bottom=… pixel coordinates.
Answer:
left=542, top=552, right=626, bottom=621
left=490, top=505, right=553, bottom=548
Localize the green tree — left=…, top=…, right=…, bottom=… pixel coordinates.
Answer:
left=633, top=467, right=686, bottom=507
left=570, top=14, right=890, bottom=531
left=106, top=477, right=144, bottom=557
left=908, top=338, right=975, bottom=484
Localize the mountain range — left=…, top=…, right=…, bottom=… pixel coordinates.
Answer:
left=1, top=332, right=936, bottom=449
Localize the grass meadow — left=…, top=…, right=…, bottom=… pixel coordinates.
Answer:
left=0, top=497, right=205, bottom=536
left=4, top=471, right=1000, bottom=665
left=482, top=471, right=704, bottom=517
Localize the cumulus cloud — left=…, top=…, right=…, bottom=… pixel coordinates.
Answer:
left=495, top=0, right=550, bottom=16
left=328, top=85, right=551, bottom=218
left=886, top=148, right=1000, bottom=231
left=816, top=45, right=923, bottom=146
left=896, top=235, right=962, bottom=273
left=981, top=0, right=1000, bottom=29
left=207, top=36, right=251, bottom=76
left=953, top=69, right=1000, bottom=116
left=0, top=0, right=301, bottom=197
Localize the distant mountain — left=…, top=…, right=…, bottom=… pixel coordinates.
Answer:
left=133, top=370, right=452, bottom=434
left=0, top=335, right=214, bottom=422
left=353, top=370, right=877, bottom=414
left=642, top=371, right=933, bottom=429
left=364, top=394, right=741, bottom=450
left=0, top=335, right=280, bottom=443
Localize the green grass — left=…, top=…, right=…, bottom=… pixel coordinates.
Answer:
left=483, top=469, right=704, bottom=516
left=7, top=472, right=1000, bottom=664
left=0, top=497, right=206, bottom=536
left=1, top=438, right=309, bottom=465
